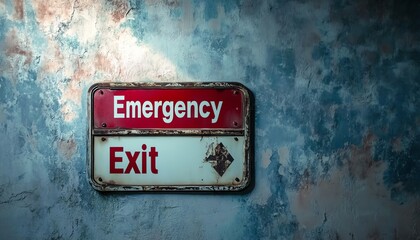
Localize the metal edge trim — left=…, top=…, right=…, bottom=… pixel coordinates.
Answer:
left=87, top=82, right=254, bottom=192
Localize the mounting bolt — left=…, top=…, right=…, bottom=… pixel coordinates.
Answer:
left=233, top=90, right=238, bottom=95
left=102, top=123, right=107, bottom=127
left=233, top=121, right=238, bottom=127
left=101, top=137, right=106, bottom=142
left=99, top=90, right=104, bottom=95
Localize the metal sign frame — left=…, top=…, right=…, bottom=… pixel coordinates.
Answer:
left=87, top=82, right=253, bottom=192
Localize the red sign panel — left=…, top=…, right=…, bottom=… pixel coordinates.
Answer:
left=93, top=87, right=244, bottom=129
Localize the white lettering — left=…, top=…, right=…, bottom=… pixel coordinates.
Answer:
left=113, top=97, right=224, bottom=124
left=199, top=101, right=210, bottom=118
left=154, top=101, right=162, bottom=118
left=114, top=96, right=125, bottom=118
left=175, top=101, right=186, bottom=118
left=142, top=101, right=153, bottom=118
left=126, top=101, right=141, bottom=118
left=187, top=101, right=198, bottom=118
left=210, top=101, right=223, bottom=123
left=162, top=101, right=174, bottom=123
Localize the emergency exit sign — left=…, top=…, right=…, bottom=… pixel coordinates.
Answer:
left=87, top=82, right=253, bottom=191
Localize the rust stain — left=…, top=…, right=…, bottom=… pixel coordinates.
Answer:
left=14, top=0, right=24, bottom=20
left=94, top=53, right=112, bottom=72
left=380, top=43, right=394, bottom=55
left=343, top=132, right=378, bottom=180
left=6, top=46, right=32, bottom=65
left=296, top=168, right=314, bottom=213
left=57, top=138, right=77, bottom=160
left=111, top=0, right=129, bottom=23
left=4, top=29, right=32, bottom=66
left=391, top=137, right=404, bottom=152
left=33, top=0, right=73, bottom=25
left=291, top=165, right=355, bottom=229
left=288, top=158, right=419, bottom=238
left=34, top=1, right=54, bottom=22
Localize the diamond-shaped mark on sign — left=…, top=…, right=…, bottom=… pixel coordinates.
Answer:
left=205, top=142, right=234, bottom=176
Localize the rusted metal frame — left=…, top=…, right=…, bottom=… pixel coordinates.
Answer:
left=91, top=81, right=243, bottom=90
left=87, top=82, right=253, bottom=192
left=92, top=129, right=245, bottom=136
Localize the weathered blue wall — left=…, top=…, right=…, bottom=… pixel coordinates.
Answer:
left=1, top=0, right=419, bottom=239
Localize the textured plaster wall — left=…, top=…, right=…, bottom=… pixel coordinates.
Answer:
left=0, top=0, right=419, bottom=239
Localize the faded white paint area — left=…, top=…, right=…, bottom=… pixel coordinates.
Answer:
left=261, top=148, right=272, bottom=169
left=249, top=175, right=272, bottom=206
left=29, top=0, right=191, bottom=122
left=277, top=146, right=289, bottom=176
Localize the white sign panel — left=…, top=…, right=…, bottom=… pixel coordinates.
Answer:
left=94, top=136, right=245, bottom=186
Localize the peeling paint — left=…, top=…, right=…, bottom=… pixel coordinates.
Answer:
left=57, top=138, right=77, bottom=160
left=4, top=29, right=32, bottom=66
left=110, top=0, right=129, bottom=23
left=261, top=148, right=271, bottom=169
left=278, top=146, right=289, bottom=176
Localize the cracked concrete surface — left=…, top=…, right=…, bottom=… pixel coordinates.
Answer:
left=0, top=0, right=419, bottom=239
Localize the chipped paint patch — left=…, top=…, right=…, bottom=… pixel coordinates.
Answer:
left=249, top=175, right=272, bottom=206
left=277, top=146, right=290, bottom=176
left=32, top=0, right=74, bottom=29
left=13, top=0, right=24, bottom=20
left=342, top=133, right=377, bottom=180
left=110, top=0, right=129, bottom=23
left=57, top=137, right=77, bottom=160
left=40, top=40, right=65, bottom=74
left=261, top=149, right=272, bottom=169
left=3, top=29, right=32, bottom=66
left=64, top=4, right=98, bottom=44
left=60, top=102, right=77, bottom=122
